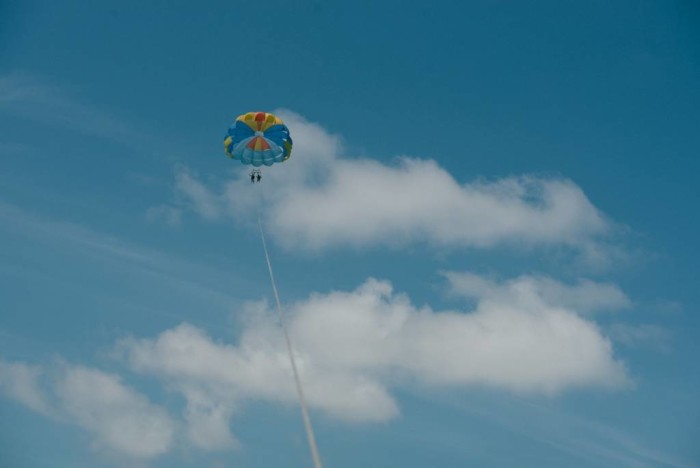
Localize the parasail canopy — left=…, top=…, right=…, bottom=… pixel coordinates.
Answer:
left=224, top=111, right=293, bottom=167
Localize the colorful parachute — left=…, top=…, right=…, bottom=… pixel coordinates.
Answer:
left=224, top=112, right=293, bottom=167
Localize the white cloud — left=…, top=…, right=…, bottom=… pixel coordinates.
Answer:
left=0, top=358, right=51, bottom=415
left=116, top=325, right=242, bottom=451
left=443, top=271, right=631, bottom=314
left=2, top=272, right=631, bottom=457
left=0, top=358, right=175, bottom=460
left=175, top=168, right=222, bottom=221
left=116, top=273, right=629, bottom=447
left=172, top=110, right=613, bottom=254
left=268, top=160, right=607, bottom=251
left=54, top=365, right=175, bottom=459
left=181, top=386, right=238, bottom=451
left=288, top=276, right=629, bottom=393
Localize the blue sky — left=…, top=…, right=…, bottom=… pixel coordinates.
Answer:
left=1, top=1, right=699, bottom=467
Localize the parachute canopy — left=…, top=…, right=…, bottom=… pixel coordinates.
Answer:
left=224, top=112, right=293, bottom=167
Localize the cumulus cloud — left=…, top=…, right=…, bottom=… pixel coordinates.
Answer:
left=54, top=365, right=175, bottom=459
left=116, top=273, right=629, bottom=447
left=287, top=276, right=629, bottom=393
left=117, top=318, right=398, bottom=437
left=2, top=272, right=631, bottom=457
left=0, top=359, right=51, bottom=415
left=170, top=111, right=613, bottom=254
left=0, top=359, right=175, bottom=461
left=443, top=271, right=631, bottom=314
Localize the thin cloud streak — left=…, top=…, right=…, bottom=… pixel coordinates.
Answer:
left=435, top=393, right=695, bottom=468
left=0, top=73, right=154, bottom=151
left=0, top=200, right=244, bottom=309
